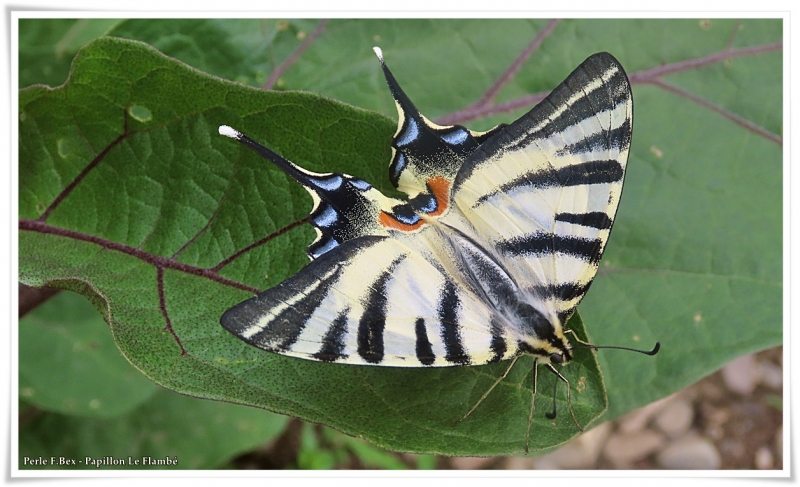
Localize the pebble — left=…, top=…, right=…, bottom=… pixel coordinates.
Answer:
left=653, top=397, right=694, bottom=438
left=721, top=354, right=760, bottom=395
left=617, top=395, right=670, bottom=433
left=529, top=422, right=612, bottom=469
left=656, top=434, right=721, bottom=469
left=758, top=360, right=783, bottom=389
left=718, top=438, right=745, bottom=460
left=449, top=456, right=493, bottom=469
left=754, top=446, right=773, bottom=469
left=603, top=429, right=666, bottom=468
left=505, top=456, right=535, bottom=469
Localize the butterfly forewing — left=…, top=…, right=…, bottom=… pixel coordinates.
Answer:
left=221, top=233, right=520, bottom=367
left=445, top=52, right=632, bottom=319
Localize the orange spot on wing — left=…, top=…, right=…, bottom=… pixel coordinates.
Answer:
left=379, top=211, right=425, bottom=231
left=378, top=176, right=451, bottom=231
left=426, top=176, right=451, bottom=217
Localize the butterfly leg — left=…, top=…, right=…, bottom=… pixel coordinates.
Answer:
left=564, top=330, right=595, bottom=348
left=544, top=363, right=584, bottom=433
left=563, top=328, right=592, bottom=347
left=524, top=358, right=538, bottom=453
left=455, top=354, right=521, bottom=425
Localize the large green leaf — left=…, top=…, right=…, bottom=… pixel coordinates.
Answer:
left=19, top=290, right=158, bottom=417
left=18, top=19, right=782, bottom=458
left=19, top=387, right=289, bottom=470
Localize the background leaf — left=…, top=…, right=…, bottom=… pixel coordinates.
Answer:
left=20, top=387, right=289, bottom=470
left=18, top=18, right=781, bottom=460
left=19, top=290, right=158, bottom=417
left=18, top=291, right=289, bottom=469
left=18, top=19, right=122, bottom=88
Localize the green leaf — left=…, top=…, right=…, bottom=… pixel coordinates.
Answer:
left=19, top=290, right=158, bottom=417
left=19, top=18, right=782, bottom=458
left=297, top=423, right=338, bottom=469
left=321, top=426, right=410, bottom=469
left=106, top=19, right=322, bottom=89
left=18, top=19, right=122, bottom=88
left=415, top=454, right=437, bottom=469
left=18, top=290, right=288, bottom=469
left=19, top=388, right=288, bottom=470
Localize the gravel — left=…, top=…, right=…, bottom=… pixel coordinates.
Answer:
left=444, top=346, right=783, bottom=470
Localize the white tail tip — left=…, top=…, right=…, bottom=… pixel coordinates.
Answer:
left=218, top=125, right=241, bottom=139
left=372, top=46, right=383, bottom=62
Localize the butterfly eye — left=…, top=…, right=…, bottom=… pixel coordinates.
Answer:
left=550, top=353, right=563, bottom=365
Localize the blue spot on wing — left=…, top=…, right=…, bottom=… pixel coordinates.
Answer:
left=396, top=118, right=420, bottom=147
left=440, top=127, right=469, bottom=145
left=308, top=174, right=344, bottom=191
left=349, top=178, right=372, bottom=191
left=309, top=237, right=340, bottom=259
left=313, top=205, right=338, bottom=228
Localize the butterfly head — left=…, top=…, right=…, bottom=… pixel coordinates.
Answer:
left=507, top=300, right=574, bottom=366
left=518, top=326, right=573, bottom=366
left=547, top=346, right=571, bottom=366
left=538, top=332, right=573, bottom=366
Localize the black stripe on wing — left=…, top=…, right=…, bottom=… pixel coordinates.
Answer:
left=414, top=318, right=436, bottom=366
left=497, top=232, right=604, bottom=265
left=488, top=316, right=508, bottom=364
left=220, top=236, right=387, bottom=352
left=555, top=211, right=613, bottom=230
left=529, top=281, right=594, bottom=322
left=454, top=52, right=631, bottom=192
left=553, top=118, right=632, bottom=158
left=312, top=309, right=351, bottom=362
left=438, top=279, right=470, bottom=365
left=356, top=254, right=407, bottom=364
left=529, top=281, right=593, bottom=303
left=474, top=159, right=624, bottom=206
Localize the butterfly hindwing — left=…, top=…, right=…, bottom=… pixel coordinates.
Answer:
left=374, top=47, right=505, bottom=217
left=222, top=125, right=423, bottom=260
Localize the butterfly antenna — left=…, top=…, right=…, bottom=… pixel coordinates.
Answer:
left=565, top=329, right=660, bottom=356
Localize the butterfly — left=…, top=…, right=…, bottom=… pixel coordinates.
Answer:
left=219, top=47, right=657, bottom=451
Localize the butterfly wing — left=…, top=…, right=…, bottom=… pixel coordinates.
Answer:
left=373, top=47, right=505, bottom=217
left=443, top=52, right=633, bottom=324
left=220, top=51, right=631, bottom=368
left=221, top=233, right=516, bottom=366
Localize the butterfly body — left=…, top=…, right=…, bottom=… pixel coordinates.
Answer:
left=219, top=48, right=633, bottom=438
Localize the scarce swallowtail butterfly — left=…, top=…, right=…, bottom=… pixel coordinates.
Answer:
left=219, top=48, right=659, bottom=452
